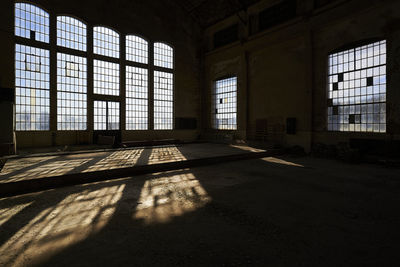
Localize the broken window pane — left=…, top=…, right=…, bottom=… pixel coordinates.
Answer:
left=212, top=77, right=237, bottom=130
left=327, top=40, right=386, bottom=133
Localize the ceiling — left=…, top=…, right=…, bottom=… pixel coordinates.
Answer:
left=173, top=0, right=261, bottom=28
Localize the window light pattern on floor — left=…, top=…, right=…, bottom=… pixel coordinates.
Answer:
left=154, top=71, right=173, bottom=130
left=15, top=3, right=49, bottom=43
left=213, top=77, right=237, bottom=130
left=57, top=53, right=87, bottom=130
left=327, top=40, right=386, bottom=132
left=57, top=16, right=87, bottom=51
left=15, top=44, right=50, bottom=131
left=126, top=66, right=148, bottom=130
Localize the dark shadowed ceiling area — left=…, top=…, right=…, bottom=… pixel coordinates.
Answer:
left=172, top=0, right=261, bottom=27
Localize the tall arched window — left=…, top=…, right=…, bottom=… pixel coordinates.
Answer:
left=93, top=26, right=120, bottom=130
left=125, top=35, right=148, bottom=130
left=154, top=43, right=174, bottom=130
left=15, top=3, right=50, bottom=131
left=56, top=16, right=88, bottom=130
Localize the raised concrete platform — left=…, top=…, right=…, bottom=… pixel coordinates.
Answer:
left=0, top=143, right=280, bottom=197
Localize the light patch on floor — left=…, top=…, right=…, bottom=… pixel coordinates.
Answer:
left=0, top=202, right=33, bottom=227
left=261, top=157, right=304, bottom=167
left=134, top=172, right=211, bottom=224
left=0, top=184, right=125, bottom=267
left=0, top=144, right=265, bottom=183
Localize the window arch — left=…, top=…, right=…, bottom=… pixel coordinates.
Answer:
left=15, top=2, right=50, bottom=43
left=126, top=35, right=148, bottom=64
left=154, top=42, right=173, bottom=69
left=57, top=16, right=87, bottom=51
left=93, top=26, right=119, bottom=58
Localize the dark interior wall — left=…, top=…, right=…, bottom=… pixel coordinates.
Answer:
left=0, top=0, right=202, bottom=148
left=312, top=0, right=400, bottom=144
left=0, top=2, right=15, bottom=150
left=203, top=0, right=400, bottom=151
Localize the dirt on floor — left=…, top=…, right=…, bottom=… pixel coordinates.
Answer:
left=0, top=155, right=399, bottom=266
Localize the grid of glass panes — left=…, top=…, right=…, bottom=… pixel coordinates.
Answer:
left=126, top=66, right=148, bottom=130
left=94, top=101, right=120, bottom=130
left=57, top=53, right=87, bottom=130
left=213, top=77, right=237, bottom=130
left=327, top=40, right=386, bottom=132
left=15, top=3, right=49, bottom=43
left=108, top=102, right=120, bottom=130
left=94, top=101, right=106, bottom=130
left=126, top=35, right=148, bottom=64
left=154, top=71, right=173, bottom=130
left=93, top=59, right=119, bottom=95
left=15, top=44, right=50, bottom=131
left=93, top=27, right=119, bottom=58
left=57, top=16, right=87, bottom=51
left=154, top=43, right=173, bottom=69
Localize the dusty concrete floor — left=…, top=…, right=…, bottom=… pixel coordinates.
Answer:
left=0, top=143, right=262, bottom=182
left=0, top=155, right=399, bottom=266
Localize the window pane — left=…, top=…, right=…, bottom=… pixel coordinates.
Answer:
left=94, top=101, right=119, bottom=130
left=126, top=35, right=148, bottom=64
left=154, top=42, right=173, bottom=69
left=57, top=16, right=87, bottom=51
left=93, top=26, right=119, bottom=58
left=15, top=3, right=49, bottom=43
left=57, top=53, right=87, bottom=130
left=93, top=59, right=119, bottom=96
left=327, top=40, right=386, bottom=133
left=154, top=71, right=173, bottom=130
left=108, top=101, right=120, bottom=130
left=94, top=101, right=106, bottom=130
left=15, top=44, right=50, bottom=131
left=126, top=66, right=148, bottom=130
left=212, top=77, right=237, bottom=130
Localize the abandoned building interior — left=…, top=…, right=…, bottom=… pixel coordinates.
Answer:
left=1, top=0, right=400, bottom=265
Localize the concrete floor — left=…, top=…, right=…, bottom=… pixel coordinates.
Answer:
left=0, top=143, right=263, bottom=183
left=0, top=155, right=399, bottom=266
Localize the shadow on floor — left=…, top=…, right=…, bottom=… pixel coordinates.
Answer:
left=1, top=151, right=400, bottom=266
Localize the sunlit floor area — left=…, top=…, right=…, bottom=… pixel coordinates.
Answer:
left=1, top=155, right=399, bottom=266
left=0, top=143, right=264, bottom=183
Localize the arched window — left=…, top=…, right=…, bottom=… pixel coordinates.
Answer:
left=154, top=42, right=173, bottom=69
left=327, top=40, right=386, bottom=132
left=15, top=3, right=50, bottom=43
left=126, top=35, right=148, bottom=64
left=15, top=3, right=50, bottom=131
left=57, top=16, right=87, bottom=51
left=93, top=26, right=119, bottom=58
